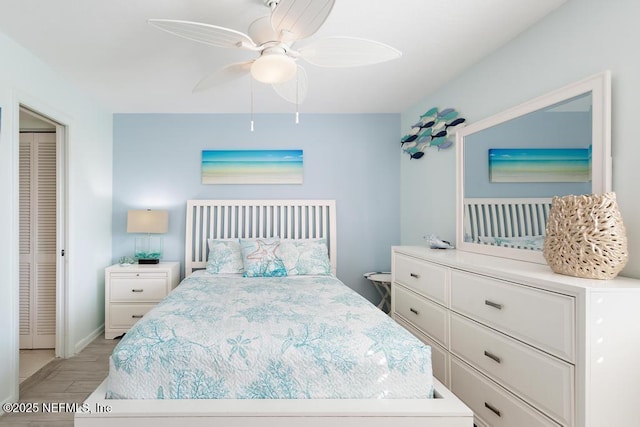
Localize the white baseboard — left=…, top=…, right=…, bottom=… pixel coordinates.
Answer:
left=74, top=323, right=104, bottom=355
left=0, top=393, right=18, bottom=414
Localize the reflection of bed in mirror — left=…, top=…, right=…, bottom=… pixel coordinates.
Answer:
left=456, top=71, right=611, bottom=263
left=463, top=197, right=552, bottom=251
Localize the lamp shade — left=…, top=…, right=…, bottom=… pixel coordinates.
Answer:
left=127, top=210, right=169, bottom=234
left=250, top=49, right=297, bottom=84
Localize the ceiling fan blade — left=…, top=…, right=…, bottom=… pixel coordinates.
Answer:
left=273, top=65, right=308, bottom=104
left=148, top=19, right=257, bottom=49
left=193, top=61, right=253, bottom=93
left=271, top=0, right=335, bottom=42
left=299, top=37, right=402, bottom=67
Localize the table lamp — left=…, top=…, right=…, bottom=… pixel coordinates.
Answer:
left=127, top=209, right=169, bottom=264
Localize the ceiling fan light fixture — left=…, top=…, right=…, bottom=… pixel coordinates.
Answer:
left=251, top=49, right=297, bottom=84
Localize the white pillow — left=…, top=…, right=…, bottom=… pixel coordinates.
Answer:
left=277, top=239, right=332, bottom=276
left=206, top=239, right=244, bottom=274
left=477, top=235, right=544, bottom=251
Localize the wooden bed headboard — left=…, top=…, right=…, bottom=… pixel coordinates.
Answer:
left=463, top=197, right=552, bottom=246
left=185, top=199, right=337, bottom=276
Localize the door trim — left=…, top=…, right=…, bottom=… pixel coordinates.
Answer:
left=11, top=94, right=70, bottom=402
left=55, top=122, right=67, bottom=358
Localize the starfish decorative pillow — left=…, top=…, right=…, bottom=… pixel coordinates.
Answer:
left=240, top=238, right=287, bottom=277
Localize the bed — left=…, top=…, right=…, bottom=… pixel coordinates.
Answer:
left=76, top=199, right=472, bottom=426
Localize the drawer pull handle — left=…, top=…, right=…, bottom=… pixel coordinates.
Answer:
left=131, top=315, right=143, bottom=319
left=484, top=350, right=501, bottom=364
left=484, top=402, right=501, bottom=417
left=131, top=289, right=144, bottom=293
left=409, top=308, right=419, bottom=315
left=484, top=300, right=503, bottom=310
left=410, top=273, right=420, bottom=279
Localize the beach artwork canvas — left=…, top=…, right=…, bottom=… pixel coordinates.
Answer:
left=202, top=149, right=303, bottom=184
left=489, top=148, right=591, bottom=183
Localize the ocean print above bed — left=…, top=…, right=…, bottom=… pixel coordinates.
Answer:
left=106, top=272, right=434, bottom=400
left=201, top=149, right=303, bottom=184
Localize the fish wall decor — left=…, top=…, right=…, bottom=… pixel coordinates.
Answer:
left=401, top=107, right=466, bottom=159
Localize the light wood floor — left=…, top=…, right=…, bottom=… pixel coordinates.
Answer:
left=20, top=349, right=56, bottom=383
left=0, top=337, right=119, bottom=427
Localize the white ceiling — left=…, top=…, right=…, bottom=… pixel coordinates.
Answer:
left=0, top=0, right=566, bottom=114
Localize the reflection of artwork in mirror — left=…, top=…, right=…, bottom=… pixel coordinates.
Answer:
left=488, top=147, right=591, bottom=183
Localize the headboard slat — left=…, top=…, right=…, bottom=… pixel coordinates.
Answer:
left=194, top=205, right=202, bottom=263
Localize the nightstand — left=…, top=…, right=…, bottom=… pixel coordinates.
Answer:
left=104, top=261, right=180, bottom=339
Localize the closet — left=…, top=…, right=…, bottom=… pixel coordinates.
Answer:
left=19, top=130, right=57, bottom=349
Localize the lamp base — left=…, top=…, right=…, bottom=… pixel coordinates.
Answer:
left=138, top=258, right=160, bottom=265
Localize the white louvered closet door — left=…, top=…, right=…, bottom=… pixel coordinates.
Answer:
left=19, top=132, right=56, bottom=349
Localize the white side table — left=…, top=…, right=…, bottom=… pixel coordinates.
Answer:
left=364, top=272, right=392, bottom=314
left=104, top=261, right=180, bottom=339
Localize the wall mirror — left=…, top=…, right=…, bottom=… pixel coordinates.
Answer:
left=455, top=71, right=611, bottom=263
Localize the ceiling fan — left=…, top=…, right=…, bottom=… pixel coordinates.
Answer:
left=148, top=0, right=401, bottom=105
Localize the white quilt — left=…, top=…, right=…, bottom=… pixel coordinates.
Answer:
left=106, top=273, right=434, bottom=399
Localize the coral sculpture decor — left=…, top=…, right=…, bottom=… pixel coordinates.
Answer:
left=543, top=192, right=628, bottom=279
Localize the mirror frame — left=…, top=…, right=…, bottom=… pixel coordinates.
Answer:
left=455, top=71, right=612, bottom=263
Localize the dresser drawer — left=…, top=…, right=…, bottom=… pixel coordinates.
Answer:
left=450, top=357, right=561, bottom=427
left=110, top=272, right=168, bottom=302
left=450, top=313, right=573, bottom=425
left=393, top=254, right=448, bottom=305
left=394, top=316, right=449, bottom=386
left=109, top=304, right=156, bottom=328
left=450, top=271, right=575, bottom=362
left=394, top=284, right=448, bottom=347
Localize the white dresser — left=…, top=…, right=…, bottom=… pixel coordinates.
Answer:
left=391, top=246, right=640, bottom=427
left=104, top=262, right=180, bottom=339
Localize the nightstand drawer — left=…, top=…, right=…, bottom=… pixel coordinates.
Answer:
left=450, top=357, right=560, bottom=427
left=110, top=273, right=168, bottom=302
left=450, top=270, right=575, bottom=362
left=393, top=254, right=448, bottom=305
left=394, top=284, right=448, bottom=347
left=450, top=313, right=573, bottom=425
left=109, top=304, right=155, bottom=328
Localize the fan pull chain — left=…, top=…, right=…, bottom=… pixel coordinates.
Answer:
left=250, top=77, right=255, bottom=132
left=295, top=69, right=300, bottom=124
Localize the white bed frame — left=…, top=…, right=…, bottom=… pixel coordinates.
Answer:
left=76, top=199, right=473, bottom=427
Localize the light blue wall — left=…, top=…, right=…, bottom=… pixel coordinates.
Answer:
left=400, top=0, right=640, bottom=279
left=113, top=113, right=400, bottom=303
left=0, top=32, right=112, bottom=405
